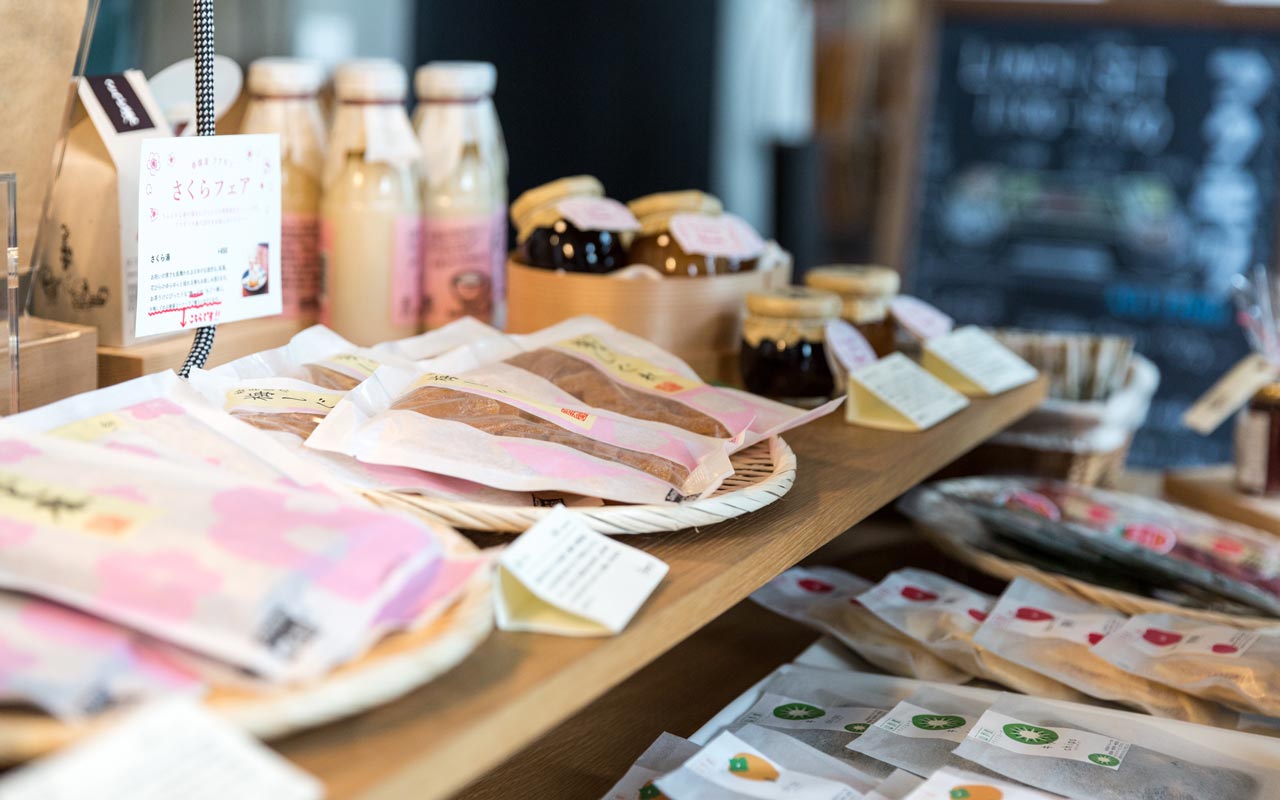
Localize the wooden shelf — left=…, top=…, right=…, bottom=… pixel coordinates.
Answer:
left=1164, top=465, right=1280, bottom=536
left=274, top=377, right=1047, bottom=799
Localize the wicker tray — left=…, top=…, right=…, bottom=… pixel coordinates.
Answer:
left=0, top=533, right=493, bottom=765
left=372, top=435, right=797, bottom=535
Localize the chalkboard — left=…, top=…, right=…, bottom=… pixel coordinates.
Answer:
left=905, top=10, right=1280, bottom=467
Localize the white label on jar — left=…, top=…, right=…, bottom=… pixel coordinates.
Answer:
left=871, top=701, right=973, bottom=743
left=557, top=196, right=641, bottom=233
left=988, top=605, right=1124, bottom=647
left=281, top=213, right=321, bottom=319
left=1235, top=409, right=1270, bottom=494
left=669, top=212, right=764, bottom=260
left=1126, top=623, right=1259, bottom=658
left=825, top=319, right=877, bottom=371
left=967, top=711, right=1129, bottom=769
left=422, top=209, right=506, bottom=328
left=890, top=296, right=954, bottom=341
left=391, top=215, right=424, bottom=327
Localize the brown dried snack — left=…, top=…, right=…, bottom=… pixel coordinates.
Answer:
left=230, top=410, right=325, bottom=438
left=303, top=364, right=362, bottom=391
left=505, top=348, right=731, bottom=438
left=390, top=384, right=691, bottom=486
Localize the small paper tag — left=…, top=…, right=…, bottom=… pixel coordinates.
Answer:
left=669, top=212, right=765, bottom=260
left=988, top=605, right=1124, bottom=647
left=871, top=701, right=973, bottom=743
left=901, top=767, right=1060, bottom=800
left=1128, top=624, right=1259, bottom=658
left=825, top=320, right=877, bottom=371
left=967, top=710, right=1129, bottom=770
left=224, top=387, right=342, bottom=415
left=889, top=296, right=954, bottom=341
left=0, top=698, right=322, bottom=800
left=742, top=693, right=885, bottom=734
left=924, top=326, right=1039, bottom=396
left=557, top=196, right=641, bottom=233
left=494, top=506, right=668, bottom=636
left=1184, top=353, right=1280, bottom=434
left=136, top=134, right=283, bottom=337
left=848, top=353, right=969, bottom=430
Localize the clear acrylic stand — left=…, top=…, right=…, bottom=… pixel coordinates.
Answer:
left=2, top=173, right=16, bottom=413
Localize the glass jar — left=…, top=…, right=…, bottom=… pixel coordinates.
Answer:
left=804, top=265, right=900, bottom=358
left=1236, top=383, right=1280, bottom=496
left=740, top=286, right=841, bottom=407
left=321, top=59, right=423, bottom=346
left=414, top=61, right=508, bottom=329
left=511, top=175, right=634, bottom=274
left=241, top=58, right=327, bottom=321
left=627, top=190, right=761, bottom=277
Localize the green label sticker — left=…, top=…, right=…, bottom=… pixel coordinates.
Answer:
left=1089, top=753, right=1122, bottom=767
left=729, top=756, right=749, bottom=773
left=772, top=702, right=825, bottom=721
left=949, top=790, right=972, bottom=800
left=912, top=714, right=967, bottom=731
left=1003, top=723, right=1059, bottom=746
left=844, top=722, right=870, bottom=734
left=639, top=781, right=663, bottom=799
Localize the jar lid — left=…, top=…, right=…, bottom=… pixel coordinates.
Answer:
left=510, top=175, right=604, bottom=240
left=415, top=61, right=497, bottom=100
left=628, top=190, right=723, bottom=235
left=248, top=57, right=325, bottom=96
left=334, top=59, right=407, bottom=102
left=805, top=265, right=900, bottom=298
left=746, top=286, right=841, bottom=319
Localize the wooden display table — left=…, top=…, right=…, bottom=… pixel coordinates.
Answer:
left=1163, top=465, right=1280, bottom=536
left=274, top=377, right=1047, bottom=799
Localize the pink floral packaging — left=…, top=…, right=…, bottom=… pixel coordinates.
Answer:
left=1091, top=612, right=1280, bottom=719
left=0, top=592, right=201, bottom=720
left=0, top=432, right=446, bottom=682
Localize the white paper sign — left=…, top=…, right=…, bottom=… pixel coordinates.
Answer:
left=135, top=134, right=282, bottom=337
left=0, top=699, right=322, bottom=800
left=889, top=296, right=954, bottom=341
left=825, top=319, right=877, bottom=372
left=847, top=353, right=969, bottom=431
left=924, top=325, right=1039, bottom=396
left=494, top=505, right=668, bottom=636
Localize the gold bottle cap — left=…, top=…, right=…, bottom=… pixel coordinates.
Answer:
left=746, top=286, right=842, bottom=319
left=510, top=175, right=604, bottom=242
left=628, top=190, right=723, bottom=236
left=805, top=265, right=900, bottom=299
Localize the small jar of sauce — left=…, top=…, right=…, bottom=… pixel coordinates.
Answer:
left=804, top=265, right=899, bottom=358
left=740, top=287, right=841, bottom=407
left=627, top=190, right=761, bottom=277
left=511, top=175, right=634, bottom=273
left=1236, top=383, right=1280, bottom=496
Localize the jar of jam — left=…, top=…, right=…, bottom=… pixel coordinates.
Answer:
left=510, top=175, right=635, bottom=273
left=627, top=190, right=761, bottom=277
left=1235, top=383, right=1280, bottom=495
left=740, top=287, right=841, bottom=407
left=804, top=265, right=900, bottom=357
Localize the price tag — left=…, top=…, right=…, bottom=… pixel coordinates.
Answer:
left=135, top=134, right=282, bottom=337
left=1184, top=352, right=1279, bottom=434
left=557, top=196, right=641, bottom=233
left=670, top=212, right=765, bottom=260
left=845, top=353, right=969, bottom=431
left=889, top=296, right=954, bottom=341
left=825, top=319, right=877, bottom=372
left=494, top=505, right=668, bottom=636
left=922, top=325, right=1039, bottom=396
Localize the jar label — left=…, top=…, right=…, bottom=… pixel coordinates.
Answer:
left=825, top=319, right=877, bottom=371
left=890, top=295, right=954, bottom=341
left=669, top=212, right=764, bottom=261
left=421, top=208, right=506, bottom=328
left=391, top=215, right=424, bottom=328
left=281, top=213, right=321, bottom=319
left=556, top=197, right=640, bottom=233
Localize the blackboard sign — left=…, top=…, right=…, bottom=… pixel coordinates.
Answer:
left=905, top=8, right=1280, bottom=466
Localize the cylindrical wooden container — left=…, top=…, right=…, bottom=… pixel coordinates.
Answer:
left=506, top=244, right=793, bottom=383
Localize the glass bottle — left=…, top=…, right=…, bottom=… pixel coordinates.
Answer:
left=804, top=265, right=900, bottom=357
left=511, top=175, right=634, bottom=274
left=628, top=190, right=762, bottom=277
left=740, top=286, right=841, bottom=407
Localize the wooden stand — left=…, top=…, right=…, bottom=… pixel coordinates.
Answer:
left=0, top=317, right=97, bottom=415
left=1163, top=465, right=1280, bottom=536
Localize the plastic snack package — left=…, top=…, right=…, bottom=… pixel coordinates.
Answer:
left=0, top=592, right=202, bottom=720
left=974, top=578, right=1237, bottom=726
left=1091, top=612, right=1280, bottom=719
left=308, top=362, right=735, bottom=505
left=849, top=686, right=999, bottom=779
left=864, top=770, right=925, bottom=800
left=951, top=694, right=1271, bottom=800
left=899, top=767, right=1063, bottom=800
left=736, top=724, right=884, bottom=793
left=601, top=732, right=701, bottom=800
left=212, top=324, right=420, bottom=389
left=751, top=566, right=972, bottom=684
left=857, top=570, right=1086, bottom=700
left=652, top=729, right=862, bottom=799
left=0, top=432, right=447, bottom=683
left=373, top=316, right=504, bottom=362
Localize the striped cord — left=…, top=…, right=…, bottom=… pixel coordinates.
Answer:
left=178, top=0, right=217, bottom=378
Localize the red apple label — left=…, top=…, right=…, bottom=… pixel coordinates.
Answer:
left=1087, top=632, right=1106, bottom=646
left=848, top=598, right=863, bottom=607
left=1014, top=607, right=1054, bottom=622
left=798, top=578, right=835, bottom=594
left=1003, top=491, right=1061, bottom=521
left=1211, top=537, right=1246, bottom=558
left=1084, top=503, right=1115, bottom=524
left=900, top=586, right=939, bottom=602
left=968, top=608, right=988, bottom=622
left=1211, top=643, right=1239, bottom=654
left=1142, top=628, right=1183, bottom=647
left=1122, top=523, right=1177, bottom=555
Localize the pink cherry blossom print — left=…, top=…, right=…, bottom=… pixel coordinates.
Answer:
left=126, top=398, right=184, bottom=421
left=133, top=646, right=201, bottom=687
left=208, top=488, right=311, bottom=567
left=0, top=439, right=39, bottom=464
left=0, top=518, right=35, bottom=548
left=94, top=485, right=149, bottom=504
left=19, top=600, right=127, bottom=649
left=97, top=551, right=221, bottom=622
left=315, top=508, right=434, bottom=600
left=0, top=640, right=35, bottom=674
left=104, top=441, right=162, bottom=459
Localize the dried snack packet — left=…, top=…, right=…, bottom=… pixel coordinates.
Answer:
left=601, top=732, right=701, bottom=800
left=0, top=592, right=201, bottom=720
left=858, top=570, right=1086, bottom=701
left=653, top=730, right=862, bottom=799
left=373, top=316, right=504, bottom=362
left=309, top=363, right=734, bottom=505
left=864, top=770, right=925, bottom=800
left=900, top=767, right=1062, bottom=800
left=951, top=695, right=1267, bottom=800
left=1091, top=612, right=1280, bottom=718
left=849, top=686, right=1002, bottom=780
left=0, top=432, right=446, bottom=682
left=974, top=578, right=1238, bottom=727
left=736, top=724, right=882, bottom=793
left=751, top=566, right=972, bottom=683
left=212, top=324, right=420, bottom=389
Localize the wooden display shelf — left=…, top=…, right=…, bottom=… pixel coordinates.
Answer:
left=274, top=377, right=1047, bottom=799
left=1163, top=465, right=1280, bottom=536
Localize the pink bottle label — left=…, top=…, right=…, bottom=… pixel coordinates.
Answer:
left=281, top=213, right=321, bottom=319
left=421, top=209, right=507, bottom=328
left=391, top=216, right=424, bottom=327
left=318, top=219, right=333, bottom=327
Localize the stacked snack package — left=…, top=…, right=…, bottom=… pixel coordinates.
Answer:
left=900, top=767, right=1062, bottom=800
left=652, top=729, right=864, bottom=799
left=848, top=686, right=1001, bottom=780
left=974, top=578, right=1237, bottom=726
left=857, top=570, right=1087, bottom=701
left=1091, top=613, right=1280, bottom=718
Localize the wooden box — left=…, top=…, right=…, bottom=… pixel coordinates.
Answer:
left=0, top=317, right=97, bottom=415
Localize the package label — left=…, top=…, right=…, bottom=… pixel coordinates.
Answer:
left=390, top=216, right=424, bottom=327
left=989, top=606, right=1124, bottom=647
left=670, top=212, right=765, bottom=260
left=280, top=213, right=321, bottom=319
left=872, top=701, right=973, bottom=743
left=556, top=335, right=701, bottom=395
left=742, top=693, right=886, bottom=733
left=558, top=197, right=641, bottom=233
left=421, top=209, right=506, bottom=328
left=1128, top=624, right=1259, bottom=658
left=223, top=387, right=342, bottom=415
left=967, top=710, right=1129, bottom=770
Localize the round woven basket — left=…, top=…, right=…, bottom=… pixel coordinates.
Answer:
left=371, top=435, right=797, bottom=534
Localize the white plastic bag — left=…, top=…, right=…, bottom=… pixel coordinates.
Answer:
left=848, top=686, right=996, bottom=779
left=900, top=767, right=1063, bottom=800
left=653, top=729, right=862, bottom=799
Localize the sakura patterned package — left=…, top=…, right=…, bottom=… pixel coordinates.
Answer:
left=973, top=578, right=1236, bottom=727
left=0, top=592, right=201, bottom=720
left=0, top=432, right=445, bottom=682
left=1091, top=613, right=1280, bottom=719
left=308, top=362, right=735, bottom=505
left=857, top=570, right=1086, bottom=700
left=751, top=566, right=972, bottom=684
left=211, top=324, right=417, bottom=389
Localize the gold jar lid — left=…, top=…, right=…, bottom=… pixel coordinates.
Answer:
left=805, top=265, right=900, bottom=299
left=746, top=286, right=841, bottom=319
left=628, top=190, right=723, bottom=236
left=1254, top=383, right=1280, bottom=405
left=510, top=175, right=604, bottom=242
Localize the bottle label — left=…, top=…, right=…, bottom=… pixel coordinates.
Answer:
left=557, top=197, right=640, bottom=233
left=281, top=213, right=321, bottom=319
left=318, top=219, right=333, bottom=327
left=421, top=208, right=506, bottom=328
left=391, top=216, right=424, bottom=328
left=670, top=212, right=764, bottom=260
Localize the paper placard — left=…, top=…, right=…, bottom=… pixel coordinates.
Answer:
left=889, top=296, right=954, bottom=341
left=494, top=505, right=668, bottom=636
left=845, top=352, right=970, bottom=431
left=825, top=319, right=877, bottom=372
left=1184, top=352, right=1279, bottom=434
left=135, top=134, right=283, bottom=337
left=922, top=325, right=1039, bottom=396
left=0, top=699, right=322, bottom=800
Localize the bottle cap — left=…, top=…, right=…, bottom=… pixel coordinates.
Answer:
left=247, top=57, right=325, bottom=96
left=805, top=265, right=900, bottom=298
left=510, top=175, right=604, bottom=241
left=628, top=190, right=723, bottom=236
left=746, top=286, right=842, bottom=319
left=334, top=59, right=407, bottom=102
left=415, top=61, right=497, bottom=100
